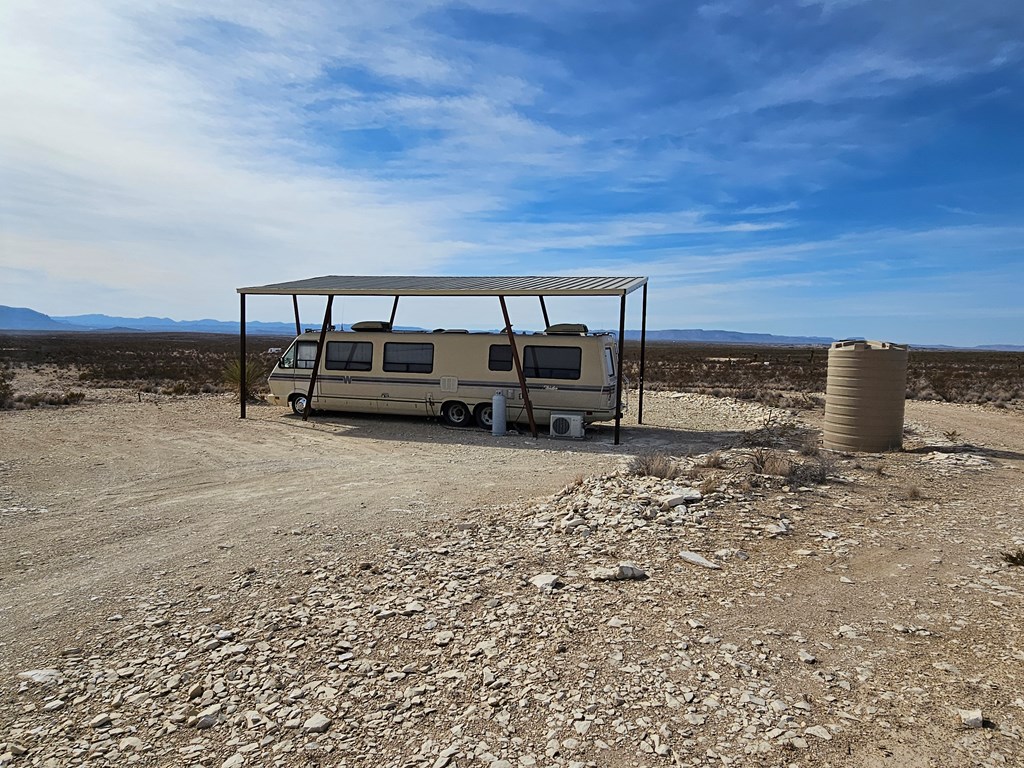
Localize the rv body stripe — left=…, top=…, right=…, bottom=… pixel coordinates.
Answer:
left=270, top=373, right=612, bottom=394
left=307, top=394, right=600, bottom=417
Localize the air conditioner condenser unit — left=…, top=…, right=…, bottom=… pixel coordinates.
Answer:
left=550, top=413, right=585, bottom=439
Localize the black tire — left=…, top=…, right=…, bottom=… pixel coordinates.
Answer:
left=441, top=401, right=472, bottom=427
left=474, top=403, right=493, bottom=430
left=291, top=394, right=309, bottom=415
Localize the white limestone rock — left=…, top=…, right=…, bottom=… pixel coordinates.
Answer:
left=959, top=709, right=983, bottom=729
left=303, top=713, right=332, bottom=734
left=530, top=573, right=564, bottom=590
left=679, top=551, right=722, bottom=570
left=589, top=563, right=647, bottom=581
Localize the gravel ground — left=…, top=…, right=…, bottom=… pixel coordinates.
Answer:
left=1, top=371, right=1023, bottom=767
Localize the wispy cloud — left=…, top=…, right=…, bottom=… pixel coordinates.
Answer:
left=936, top=205, right=979, bottom=216
left=1, top=1, right=1021, bottom=344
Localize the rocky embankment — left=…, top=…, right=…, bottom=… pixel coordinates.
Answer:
left=4, top=438, right=1022, bottom=768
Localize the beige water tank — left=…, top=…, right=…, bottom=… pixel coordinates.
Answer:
left=824, top=340, right=909, bottom=452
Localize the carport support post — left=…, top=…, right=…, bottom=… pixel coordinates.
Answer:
left=240, top=293, right=247, bottom=419
left=614, top=293, right=626, bottom=445
left=292, top=295, right=301, bottom=336
left=389, top=296, right=400, bottom=328
left=302, top=295, right=334, bottom=421
left=638, top=281, right=647, bottom=425
left=499, top=296, right=538, bottom=439
left=539, top=296, right=550, bottom=329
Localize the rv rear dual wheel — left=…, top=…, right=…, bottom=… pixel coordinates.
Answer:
left=474, top=403, right=493, bottom=430
left=440, top=401, right=472, bottom=428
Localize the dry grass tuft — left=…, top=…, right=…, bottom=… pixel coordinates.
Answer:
left=628, top=452, right=679, bottom=479
left=557, top=474, right=587, bottom=496
left=698, top=451, right=726, bottom=469
left=747, top=447, right=791, bottom=477
left=791, top=452, right=839, bottom=485
left=742, top=410, right=799, bottom=447
left=746, top=446, right=837, bottom=485
left=799, top=437, right=821, bottom=457
left=699, top=476, right=720, bottom=495
left=9, top=391, right=86, bottom=409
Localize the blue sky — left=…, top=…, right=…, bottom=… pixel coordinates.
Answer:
left=1, top=0, right=1022, bottom=345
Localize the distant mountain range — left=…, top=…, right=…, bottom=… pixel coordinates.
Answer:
left=0, top=306, right=297, bottom=335
left=0, top=306, right=70, bottom=331
left=1, top=305, right=1022, bottom=350
left=622, top=329, right=835, bottom=345
left=55, top=312, right=298, bottom=336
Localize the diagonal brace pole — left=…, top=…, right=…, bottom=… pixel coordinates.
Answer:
left=499, top=296, right=538, bottom=438
left=302, top=295, right=334, bottom=421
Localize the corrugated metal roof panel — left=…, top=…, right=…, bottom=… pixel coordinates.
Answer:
left=238, top=275, right=647, bottom=297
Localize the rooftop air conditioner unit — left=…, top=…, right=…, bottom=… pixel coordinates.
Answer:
left=550, top=413, right=584, bottom=439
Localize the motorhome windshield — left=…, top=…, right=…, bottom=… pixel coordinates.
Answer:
left=279, top=340, right=318, bottom=369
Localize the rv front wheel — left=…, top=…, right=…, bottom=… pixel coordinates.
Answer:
left=474, top=403, right=493, bottom=430
left=440, top=401, right=472, bottom=427
left=291, top=395, right=308, bottom=415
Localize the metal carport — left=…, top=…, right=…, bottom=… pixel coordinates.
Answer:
left=236, top=275, right=649, bottom=444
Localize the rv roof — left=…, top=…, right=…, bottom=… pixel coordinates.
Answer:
left=238, top=275, right=647, bottom=297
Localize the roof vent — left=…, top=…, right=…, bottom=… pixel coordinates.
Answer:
left=350, top=320, right=392, bottom=332
left=545, top=323, right=588, bottom=335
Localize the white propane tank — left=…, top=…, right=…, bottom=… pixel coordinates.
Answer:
left=491, top=391, right=506, bottom=436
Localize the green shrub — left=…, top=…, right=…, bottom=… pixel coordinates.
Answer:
left=0, top=367, right=13, bottom=409
left=223, top=356, right=272, bottom=403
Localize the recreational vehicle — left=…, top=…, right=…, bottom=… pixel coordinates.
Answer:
left=266, top=322, right=622, bottom=430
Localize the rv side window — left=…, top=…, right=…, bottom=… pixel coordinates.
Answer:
left=523, top=345, right=581, bottom=380
left=603, top=347, right=615, bottom=378
left=284, top=341, right=318, bottom=369
left=383, top=342, right=434, bottom=373
left=325, top=341, right=373, bottom=371
left=488, top=345, right=513, bottom=371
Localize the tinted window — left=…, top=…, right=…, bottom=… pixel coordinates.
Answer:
left=488, top=344, right=513, bottom=371
left=524, top=346, right=581, bottom=380
left=383, top=342, right=434, bottom=373
left=326, top=341, right=373, bottom=371
left=295, top=341, right=319, bottom=369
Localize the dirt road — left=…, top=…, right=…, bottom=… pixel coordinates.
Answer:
left=0, top=389, right=763, bottom=671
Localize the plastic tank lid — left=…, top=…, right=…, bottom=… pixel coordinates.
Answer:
left=830, top=339, right=909, bottom=351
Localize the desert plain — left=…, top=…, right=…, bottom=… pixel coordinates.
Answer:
left=1, top=361, right=1023, bottom=768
